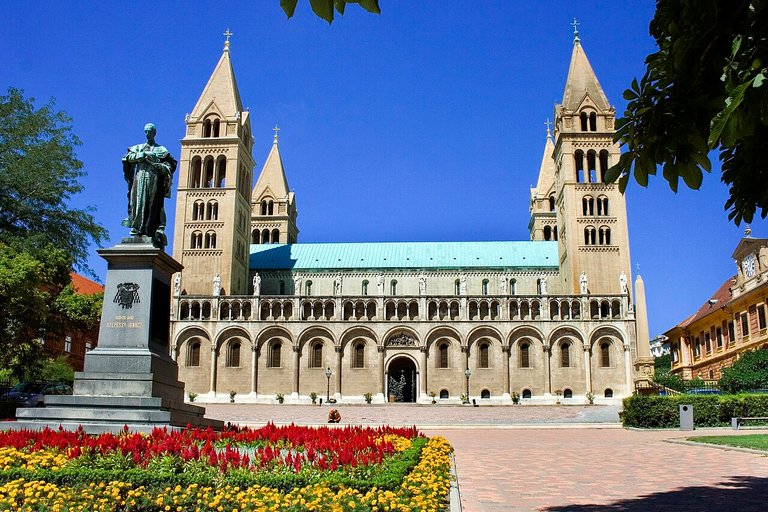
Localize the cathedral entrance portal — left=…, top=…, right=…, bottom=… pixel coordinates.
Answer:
left=387, top=356, right=417, bottom=403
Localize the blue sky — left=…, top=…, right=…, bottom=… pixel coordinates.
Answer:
left=3, top=1, right=761, bottom=337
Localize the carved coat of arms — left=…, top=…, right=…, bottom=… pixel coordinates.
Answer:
left=114, top=282, right=140, bottom=309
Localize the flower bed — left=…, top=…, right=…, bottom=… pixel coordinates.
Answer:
left=0, top=423, right=453, bottom=511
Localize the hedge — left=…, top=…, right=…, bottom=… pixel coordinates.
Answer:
left=622, top=394, right=768, bottom=428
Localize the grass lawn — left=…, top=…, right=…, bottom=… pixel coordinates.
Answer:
left=688, top=434, right=768, bottom=451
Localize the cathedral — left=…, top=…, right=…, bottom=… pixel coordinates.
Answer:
left=169, top=35, right=654, bottom=404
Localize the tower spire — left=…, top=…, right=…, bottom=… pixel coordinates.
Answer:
left=544, top=118, right=552, bottom=139
left=273, top=124, right=280, bottom=143
left=571, top=18, right=580, bottom=44
left=223, top=28, right=233, bottom=51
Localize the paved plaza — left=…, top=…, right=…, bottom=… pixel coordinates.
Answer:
left=205, top=404, right=768, bottom=511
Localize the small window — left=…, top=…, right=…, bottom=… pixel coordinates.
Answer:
left=482, top=279, right=489, bottom=295
left=549, top=195, right=555, bottom=211
left=439, top=389, right=449, bottom=399
left=353, top=342, right=365, bottom=369
left=716, top=327, right=723, bottom=348
left=563, top=388, right=573, bottom=399
left=560, top=342, right=570, bottom=367
left=759, top=305, right=767, bottom=330
left=454, top=279, right=460, bottom=295
left=269, top=342, right=282, bottom=368
left=64, top=335, right=72, bottom=353
left=362, top=280, right=369, bottom=296
left=728, top=321, right=735, bottom=344
left=740, top=312, right=750, bottom=337
left=310, top=341, right=323, bottom=368
left=520, top=342, right=530, bottom=368
left=226, top=341, right=241, bottom=368
left=305, top=281, right=313, bottom=296
left=187, top=340, right=201, bottom=367
left=481, top=389, right=490, bottom=399
left=604, top=388, right=613, bottom=398
left=479, top=342, right=490, bottom=368
left=522, top=389, right=532, bottom=399
left=438, top=342, right=449, bottom=369
left=510, top=279, right=517, bottom=295
left=390, top=280, right=398, bottom=295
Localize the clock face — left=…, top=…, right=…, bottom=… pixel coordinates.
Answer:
left=743, top=254, right=756, bottom=277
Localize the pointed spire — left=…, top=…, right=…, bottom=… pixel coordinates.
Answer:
left=544, top=118, right=553, bottom=140
left=223, top=28, right=233, bottom=51
left=561, top=36, right=610, bottom=111
left=253, top=131, right=291, bottom=200
left=534, top=126, right=557, bottom=194
left=190, top=40, right=244, bottom=118
left=571, top=18, right=580, bottom=45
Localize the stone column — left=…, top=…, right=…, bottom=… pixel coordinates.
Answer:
left=419, top=346, right=428, bottom=398
left=209, top=345, right=217, bottom=396
left=502, top=345, right=511, bottom=398
left=335, top=345, right=343, bottom=398
left=583, top=345, right=592, bottom=394
left=543, top=345, right=551, bottom=395
left=251, top=345, right=258, bottom=395
left=378, top=345, right=386, bottom=396
left=293, top=345, right=301, bottom=396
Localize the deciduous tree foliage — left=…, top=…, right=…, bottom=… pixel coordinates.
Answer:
left=606, top=0, right=768, bottom=225
left=280, top=0, right=380, bottom=24
left=719, top=348, right=768, bottom=393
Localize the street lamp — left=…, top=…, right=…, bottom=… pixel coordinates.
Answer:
left=325, top=367, right=332, bottom=402
left=464, top=368, right=472, bottom=403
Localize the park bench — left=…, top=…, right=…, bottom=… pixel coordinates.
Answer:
left=731, top=416, right=768, bottom=430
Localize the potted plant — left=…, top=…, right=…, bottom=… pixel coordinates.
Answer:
left=310, top=392, right=318, bottom=404
left=276, top=393, right=284, bottom=404
left=586, top=391, right=595, bottom=405
left=229, top=390, right=237, bottom=403
left=555, top=389, right=562, bottom=405
left=460, top=393, right=468, bottom=404
left=429, top=391, right=437, bottom=404
left=187, top=392, right=197, bottom=403
left=363, top=392, right=373, bottom=404
left=512, top=391, right=520, bottom=404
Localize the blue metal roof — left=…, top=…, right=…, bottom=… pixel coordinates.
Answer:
left=249, top=241, right=558, bottom=270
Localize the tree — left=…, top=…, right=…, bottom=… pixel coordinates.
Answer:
left=606, top=0, right=768, bottom=225
left=0, top=87, right=106, bottom=271
left=280, top=0, right=380, bottom=24
left=718, top=348, right=768, bottom=393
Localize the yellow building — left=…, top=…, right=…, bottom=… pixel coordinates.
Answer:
left=667, top=230, right=768, bottom=380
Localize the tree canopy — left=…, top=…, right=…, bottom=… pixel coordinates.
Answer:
left=280, top=0, right=380, bottom=24
left=0, top=87, right=106, bottom=270
left=606, top=0, right=768, bottom=225
left=719, top=348, right=768, bottom=393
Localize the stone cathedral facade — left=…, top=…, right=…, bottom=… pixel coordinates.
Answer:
left=169, top=37, right=654, bottom=404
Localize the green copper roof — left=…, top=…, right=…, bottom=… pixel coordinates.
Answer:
left=249, top=241, right=558, bottom=270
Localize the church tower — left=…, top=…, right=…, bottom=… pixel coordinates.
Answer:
left=250, top=130, right=299, bottom=245
left=529, top=128, right=558, bottom=242
left=547, top=27, right=632, bottom=295
left=172, top=37, right=255, bottom=296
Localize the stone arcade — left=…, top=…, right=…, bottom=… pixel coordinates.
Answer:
left=170, top=34, right=655, bottom=404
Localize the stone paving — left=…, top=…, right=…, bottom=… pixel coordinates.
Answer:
left=202, top=404, right=768, bottom=512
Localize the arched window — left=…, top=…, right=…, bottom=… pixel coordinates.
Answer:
left=305, top=281, right=313, bottom=295
left=353, top=342, right=365, bottom=369
left=600, top=342, right=611, bottom=367
left=206, top=200, right=218, bottom=220
left=390, top=280, right=398, bottom=295
left=269, top=341, right=281, bottom=368
left=212, top=118, right=220, bottom=137
left=522, top=389, right=532, bottom=399
left=560, top=342, right=570, bottom=367
left=190, top=231, right=203, bottom=249
left=549, top=195, right=556, bottom=211
left=520, top=342, right=530, bottom=368
left=587, top=150, right=597, bottom=182
left=310, top=341, right=323, bottom=368
left=543, top=226, right=552, bottom=241
left=226, top=341, right=241, bottom=367
left=599, top=150, right=609, bottom=179
left=584, top=226, right=596, bottom=245
left=186, top=340, right=201, bottom=367
left=599, top=226, right=611, bottom=245
left=479, top=342, right=490, bottom=369
left=454, top=279, right=460, bottom=295
left=563, top=388, right=573, bottom=398
left=604, top=388, right=613, bottom=398
left=215, top=157, right=226, bottom=187
left=580, top=111, right=588, bottom=131
left=597, top=196, right=608, bottom=216
left=482, top=279, right=490, bottom=295
left=252, top=230, right=260, bottom=244
left=553, top=225, right=558, bottom=241
left=204, top=231, right=217, bottom=249
left=204, top=157, right=214, bottom=188
left=261, top=229, right=269, bottom=244
left=589, top=112, right=597, bottom=131
left=192, top=200, right=204, bottom=220
left=362, top=280, right=369, bottom=296
left=510, top=279, right=517, bottom=295
left=582, top=196, right=594, bottom=216
left=439, top=389, right=449, bottom=399
left=481, top=389, right=491, bottom=399
left=574, top=150, right=585, bottom=182
left=190, top=157, right=202, bottom=188
left=438, top=342, right=449, bottom=369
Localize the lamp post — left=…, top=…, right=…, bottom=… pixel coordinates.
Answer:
left=325, top=367, right=332, bottom=402
left=464, top=368, right=472, bottom=403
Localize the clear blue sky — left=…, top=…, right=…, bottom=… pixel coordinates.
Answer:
left=3, top=1, right=762, bottom=338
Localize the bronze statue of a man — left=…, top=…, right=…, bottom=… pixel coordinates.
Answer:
left=122, top=123, right=177, bottom=249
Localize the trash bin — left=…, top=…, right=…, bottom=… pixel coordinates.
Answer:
left=679, top=404, right=694, bottom=431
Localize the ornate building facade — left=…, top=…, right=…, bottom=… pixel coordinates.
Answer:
left=169, top=36, right=654, bottom=404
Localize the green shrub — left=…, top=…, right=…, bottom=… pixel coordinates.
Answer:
left=623, top=393, right=768, bottom=428
left=39, top=356, right=75, bottom=385
left=719, top=348, right=768, bottom=393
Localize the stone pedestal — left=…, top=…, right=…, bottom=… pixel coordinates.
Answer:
left=12, top=238, right=223, bottom=433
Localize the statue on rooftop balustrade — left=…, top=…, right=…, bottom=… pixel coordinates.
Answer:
left=122, top=123, right=177, bottom=249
